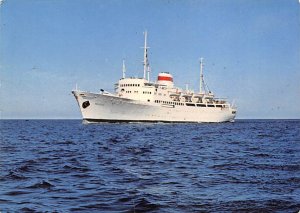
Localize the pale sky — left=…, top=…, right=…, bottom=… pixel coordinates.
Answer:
left=1, top=0, right=299, bottom=119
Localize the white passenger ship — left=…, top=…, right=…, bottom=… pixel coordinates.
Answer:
left=72, top=31, right=237, bottom=123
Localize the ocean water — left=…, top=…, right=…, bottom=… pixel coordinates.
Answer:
left=0, top=119, right=299, bottom=212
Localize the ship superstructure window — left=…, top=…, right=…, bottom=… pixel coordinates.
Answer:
left=121, top=84, right=143, bottom=87
left=207, top=104, right=215, bottom=107
left=197, top=104, right=206, bottom=107
left=186, top=103, right=195, bottom=107
left=155, top=100, right=184, bottom=106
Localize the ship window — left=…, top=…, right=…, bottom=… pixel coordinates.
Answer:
left=138, top=84, right=140, bottom=86
left=207, top=104, right=215, bottom=107
left=216, top=105, right=222, bottom=108
left=186, top=103, right=195, bottom=107
left=148, top=99, right=150, bottom=102
left=197, top=104, right=206, bottom=107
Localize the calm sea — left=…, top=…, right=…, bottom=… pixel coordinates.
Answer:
left=0, top=119, right=299, bottom=212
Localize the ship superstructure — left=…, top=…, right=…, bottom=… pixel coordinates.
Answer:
left=72, top=31, right=237, bottom=123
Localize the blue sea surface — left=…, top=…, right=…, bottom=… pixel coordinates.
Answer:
left=0, top=119, right=300, bottom=212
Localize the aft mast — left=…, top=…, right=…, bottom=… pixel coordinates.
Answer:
left=122, top=59, right=126, bottom=79
left=143, top=31, right=150, bottom=81
left=199, top=57, right=204, bottom=94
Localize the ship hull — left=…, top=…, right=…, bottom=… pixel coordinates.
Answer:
left=73, top=91, right=236, bottom=123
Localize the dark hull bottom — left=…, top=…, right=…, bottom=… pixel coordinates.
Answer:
left=84, top=118, right=232, bottom=123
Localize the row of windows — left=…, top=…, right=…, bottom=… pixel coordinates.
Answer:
left=154, top=100, right=225, bottom=108
left=154, top=100, right=184, bottom=106
left=121, top=89, right=150, bottom=94
left=186, top=103, right=225, bottom=108
left=120, top=84, right=140, bottom=87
